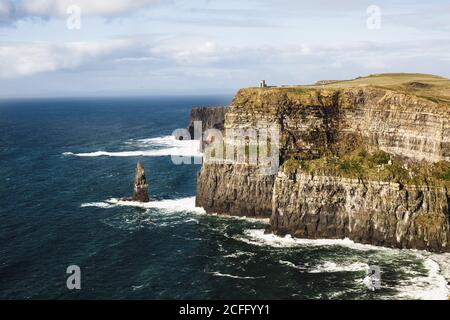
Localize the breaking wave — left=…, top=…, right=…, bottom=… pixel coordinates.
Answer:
left=80, top=202, right=116, bottom=209
left=82, top=197, right=270, bottom=225
left=234, top=229, right=390, bottom=251
left=224, top=251, right=256, bottom=259
left=279, top=260, right=307, bottom=270
left=394, top=258, right=449, bottom=300
left=63, top=135, right=202, bottom=157
left=82, top=196, right=206, bottom=214
left=308, top=261, right=370, bottom=273
left=280, top=260, right=368, bottom=273
left=208, top=272, right=266, bottom=279
left=237, top=229, right=450, bottom=300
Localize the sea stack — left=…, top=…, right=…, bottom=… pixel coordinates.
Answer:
left=132, top=162, right=150, bottom=202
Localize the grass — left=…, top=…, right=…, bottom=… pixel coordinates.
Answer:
left=282, top=148, right=450, bottom=187
left=243, top=73, right=450, bottom=106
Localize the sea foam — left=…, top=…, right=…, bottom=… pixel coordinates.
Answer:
left=236, top=229, right=450, bottom=300
left=234, top=229, right=389, bottom=251
left=64, top=135, right=202, bottom=157
left=81, top=196, right=206, bottom=214
left=308, top=261, right=370, bottom=273
left=81, top=197, right=269, bottom=224
left=208, top=272, right=266, bottom=279
left=394, top=258, right=449, bottom=300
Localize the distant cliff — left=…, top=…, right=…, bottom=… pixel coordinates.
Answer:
left=188, top=107, right=227, bottom=139
left=195, top=73, right=450, bottom=252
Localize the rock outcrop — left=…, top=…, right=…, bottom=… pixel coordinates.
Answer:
left=196, top=164, right=275, bottom=217
left=188, top=107, right=227, bottom=139
left=132, top=162, right=150, bottom=202
left=195, top=73, right=450, bottom=252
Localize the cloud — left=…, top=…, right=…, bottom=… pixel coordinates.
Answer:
left=0, top=39, right=133, bottom=77
left=1, top=35, right=450, bottom=83
left=0, top=0, right=14, bottom=25
left=0, top=0, right=161, bottom=24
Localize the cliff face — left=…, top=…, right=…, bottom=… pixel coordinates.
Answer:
left=230, top=86, right=449, bottom=163
left=338, top=88, right=449, bottom=163
left=195, top=74, right=450, bottom=252
left=196, top=164, right=275, bottom=217
left=270, top=166, right=450, bottom=252
left=188, top=107, right=227, bottom=139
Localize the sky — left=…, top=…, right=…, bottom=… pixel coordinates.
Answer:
left=0, top=0, right=449, bottom=97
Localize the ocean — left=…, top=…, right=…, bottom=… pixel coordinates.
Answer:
left=0, top=96, right=448, bottom=299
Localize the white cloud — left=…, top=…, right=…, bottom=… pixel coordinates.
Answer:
left=1, top=35, right=450, bottom=83
left=20, top=0, right=160, bottom=17
left=0, top=0, right=14, bottom=24
left=151, top=40, right=223, bottom=65
left=0, top=39, right=132, bottom=77
left=0, top=0, right=160, bottom=23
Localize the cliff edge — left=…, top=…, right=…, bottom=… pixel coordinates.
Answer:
left=196, top=73, right=450, bottom=252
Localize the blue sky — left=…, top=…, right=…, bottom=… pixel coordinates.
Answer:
left=0, top=0, right=449, bottom=97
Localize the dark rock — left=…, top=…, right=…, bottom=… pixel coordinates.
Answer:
left=196, top=164, right=275, bottom=218
left=187, top=107, right=227, bottom=139
left=132, top=161, right=150, bottom=202
left=270, top=170, right=450, bottom=252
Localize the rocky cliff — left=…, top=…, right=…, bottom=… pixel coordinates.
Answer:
left=188, top=106, right=227, bottom=139
left=270, top=165, right=449, bottom=252
left=196, top=164, right=275, bottom=217
left=196, top=73, right=450, bottom=252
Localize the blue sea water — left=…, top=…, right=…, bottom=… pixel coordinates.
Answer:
left=0, top=96, right=448, bottom=299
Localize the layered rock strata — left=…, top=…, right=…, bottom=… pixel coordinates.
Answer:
left=195, top=74, right=450, bottom=252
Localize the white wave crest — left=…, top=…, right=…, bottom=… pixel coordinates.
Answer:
left=279, top=260, right=306, bottom=270
left=82, top=197, right=270, bottom=224
left=234, top=229, right=391, bottom=251
left=395, top=258, right=449, bottom=300
left=81, top=202, right=116, bottom=209
left=208, top=272, right=265, bottom=279
left=309, top=261, right=370, bottom=273
left=81, top=196, right=206, bottom=214
left=224, top=251, right=256, bottom=258
left=64, top=135, right=202, bottom=157
left=238, top=229, right=450, bottom=300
